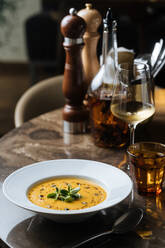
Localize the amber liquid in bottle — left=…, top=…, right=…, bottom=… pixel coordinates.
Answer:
left=88, top=89, right=129, bottom=148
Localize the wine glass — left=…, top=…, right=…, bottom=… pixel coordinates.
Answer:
left=111, top=62, right=155, bottom=145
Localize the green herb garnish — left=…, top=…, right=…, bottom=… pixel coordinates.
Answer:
left=47, top=184, right=81, bottom=202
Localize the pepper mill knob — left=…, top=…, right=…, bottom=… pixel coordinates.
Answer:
left=78, top=3, right=102, bottom=86
left=69, top=8, right=77, bottom=15
left=61, top=9, right=88, bottom=134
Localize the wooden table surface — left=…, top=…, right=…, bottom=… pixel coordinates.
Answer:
left=0, top=86, right=165, bottom=248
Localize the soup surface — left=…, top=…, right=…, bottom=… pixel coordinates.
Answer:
left=28, top=177, right=106, bottom=210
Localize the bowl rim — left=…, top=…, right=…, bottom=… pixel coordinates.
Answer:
left=3, top=159, right=133, bottom=216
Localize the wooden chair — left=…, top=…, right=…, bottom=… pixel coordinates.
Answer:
left=14, top=75, right=64, bottom=127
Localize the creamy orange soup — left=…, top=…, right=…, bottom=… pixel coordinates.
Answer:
left=28, top=177, right=106, bottom=210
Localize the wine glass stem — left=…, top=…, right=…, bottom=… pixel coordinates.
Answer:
left=129, top=124, right=136, bottom=145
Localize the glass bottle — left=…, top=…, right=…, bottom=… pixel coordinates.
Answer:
left=88, top=11, right=129, bottom=148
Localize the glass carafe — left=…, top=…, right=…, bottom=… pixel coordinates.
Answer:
left=88, top=55, right=129, bottom=148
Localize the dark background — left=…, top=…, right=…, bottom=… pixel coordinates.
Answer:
left=28, top=0, right=165, bottom=87
left=0, top=0, right=164, bottom=137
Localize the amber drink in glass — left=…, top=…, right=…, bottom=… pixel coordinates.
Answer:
left=127, top=142, right=165, bottom=194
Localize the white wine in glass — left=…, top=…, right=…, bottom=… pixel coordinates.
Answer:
left=111, top=62, right=155, bottom=144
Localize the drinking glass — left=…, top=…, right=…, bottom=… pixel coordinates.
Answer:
left=111, top=62, right=155, bottom=144
left=127, top=142, right=165, bottom=194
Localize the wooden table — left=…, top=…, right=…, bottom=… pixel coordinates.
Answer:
left=0, top=87, right=165, bottom=248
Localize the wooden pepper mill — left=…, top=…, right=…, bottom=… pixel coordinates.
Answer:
left=78, top=3, right=102, bottom=86
left=61, top=8, right=89, bottom=133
